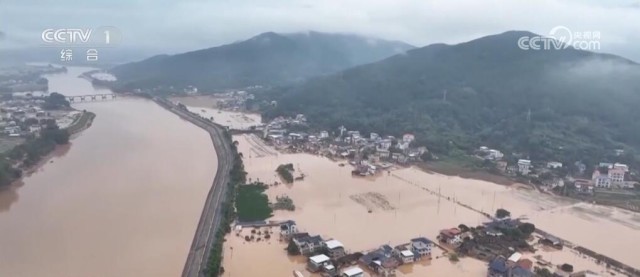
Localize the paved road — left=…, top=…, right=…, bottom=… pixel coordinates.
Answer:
left=154, top=98, right=234, bottom=277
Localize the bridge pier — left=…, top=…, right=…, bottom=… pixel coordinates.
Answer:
left=65, top=94, right=117, bottom=103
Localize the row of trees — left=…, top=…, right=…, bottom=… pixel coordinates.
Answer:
left=205, top=140, right=246, bottom=276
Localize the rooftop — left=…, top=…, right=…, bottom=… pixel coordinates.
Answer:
left=489, top=256, right=508, bottom=273
left=411, top=237, right=434, bottom=247
left=508, top=252, right=522, bottom=262
left=342, top=267, right=364, bottom=276
left=325, top=239, right=344, bottom=249
left=400, top=250, right=414, bottom=257
left=309, top=254, right=330, bottom=264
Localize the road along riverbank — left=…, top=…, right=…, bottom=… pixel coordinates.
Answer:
left=153, top=98, right=234, bottom=277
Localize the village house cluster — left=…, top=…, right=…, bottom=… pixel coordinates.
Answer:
left=0, top=93, right=77, bottom=139
left=475, top=146, right=638, bottom=195
left=274, top=216, right=610, bottom=277
left=436, top=217, right=606, bottom=277
left=279, top=220, right=436, bottom=277
left=263, top=115, right=428, bottom=176
left=213, top=90, right=256, bottom=111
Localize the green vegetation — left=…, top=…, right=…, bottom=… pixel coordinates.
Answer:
left=495, top=208, right=511, bottom=219
left=534, top=267, right=553, bottom=277
left=9, top=122, right=70, bottom=167
left=0, top=121, right=69, bottom=187
left=560, top=263, right=574, bottom=273
left=518, top=222, right=536, bottom=235
left=205, top=142, right=245, bottom=277
left=110, top=32, right=413, bottom=91
left=448, top=253, right=459, bottom=262
left=42, top=92, right=71, bottom=110
left=0, top=160, right=22, bottom=187
left=276, top=163, right=294, bottom=183
left=287, top=240, right=301, bottom=255
left=236, top=182, right=273, bottom=221
left=273, top=195, right=296, bottom=211
left=66, top=111, right=96, bottom=134
left=260, top=31, right=640, bottom=169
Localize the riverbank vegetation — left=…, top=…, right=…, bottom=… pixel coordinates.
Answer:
left=9, top=122, right=70, bottom=167
left=236, top=182, right=273, bottom=221
left=66, top=111, right=96, bottom=134
left=276, top=163, right=294, bottom=183
left=0, top=160, right=22, bottom=187
left=0, top=121, right=70, bottom=187
left=205, top=140, right=244, bottom=277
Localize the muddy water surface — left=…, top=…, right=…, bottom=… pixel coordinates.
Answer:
left=0, top=67, right=217, bottom=277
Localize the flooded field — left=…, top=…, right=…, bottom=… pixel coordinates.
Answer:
left=219, top=133, right=639, bottom=276
left=171, top=95, right=261, bottom=130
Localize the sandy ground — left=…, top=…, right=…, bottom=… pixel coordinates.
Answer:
left=219, top=134, right=636, bottom=277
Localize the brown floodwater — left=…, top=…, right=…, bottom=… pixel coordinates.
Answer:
left=0, top=67, right=217, bottom=277
left=217, top=133, right=639, bottom=276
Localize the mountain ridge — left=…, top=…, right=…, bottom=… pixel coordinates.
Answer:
left=260, top=30, right=640, bottom=167
left=110, top=31, right=415, bottom=91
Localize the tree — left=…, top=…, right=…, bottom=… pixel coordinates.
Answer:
left=518, top=222, right=536, bottom=234
left=534, top=267, right=553, bottom=277
left=560, top=263, right=574, bottom=273
left=286, top=240, right=300, bottom=255
left=448, top=253, right=459, bottom=262
left=42, top=92, right=70, bottom=110
left=458, top=224, right=470, bottom=232
left=495, top=208, right=511, bottom=219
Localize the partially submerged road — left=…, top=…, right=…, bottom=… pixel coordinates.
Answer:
left=154, top=98, right=234, bottom=277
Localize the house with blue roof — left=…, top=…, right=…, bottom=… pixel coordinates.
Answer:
left=488, top=256, right=509, bottom=277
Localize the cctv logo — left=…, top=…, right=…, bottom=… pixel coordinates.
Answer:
left=41, top=29, right=93, bottom=44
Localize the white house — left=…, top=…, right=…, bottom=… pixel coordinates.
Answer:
left=613, top=163, right=629, bottom=172
left=608, top=168, right=625, bottom=184
left=397, top=141, right=410, bottom=151
left=29, top=125, right=41, bottom=133
left=517, top=159, right=532, bottom=175
left=320, top=131, right=329, bottom=139
left=487, top=149, right=504, bottom=160
left=547, top=161, right=563, bottom=169
left=342, top=267, right=364, bottom=277
left=410, top=237, right=434, bottom=258
left=308, top=254, right=331, bottom=272
left=402, top=133, right=415, bottom=143
left=324, top=239, right=346, bottom=259
left=592, top=170, right=611, bottom=188
left=399, top=250, right=414, bottom=264
left=378, top=139, right=392, bottom=150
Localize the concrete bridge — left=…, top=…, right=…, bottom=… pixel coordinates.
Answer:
left=66, top=94, right=117, bottom=102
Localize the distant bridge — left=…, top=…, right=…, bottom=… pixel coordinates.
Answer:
left=66, top=94, right=117, bottom=102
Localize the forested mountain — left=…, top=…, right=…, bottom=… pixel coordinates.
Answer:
left=110, top=31, right=414, bottom=90
left=261, top=31, right=640, bottom=166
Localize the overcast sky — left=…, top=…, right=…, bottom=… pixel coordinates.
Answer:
left=1, top=0, right=639, bottom=61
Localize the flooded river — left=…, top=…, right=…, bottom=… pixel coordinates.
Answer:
left=0, top=67, right=217, bottom=276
